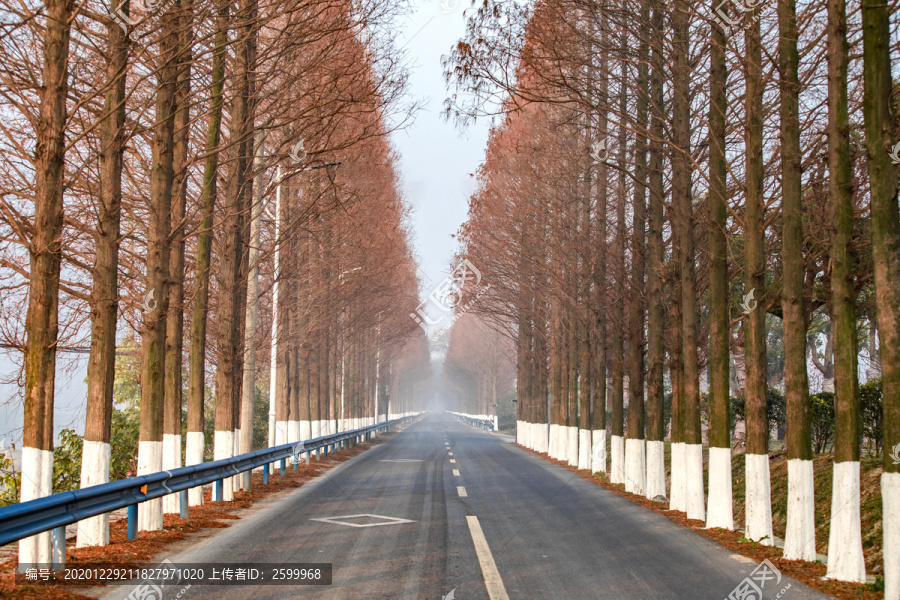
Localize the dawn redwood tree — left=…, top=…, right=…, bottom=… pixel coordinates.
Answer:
left=609, top=55, right=626, bottom=484
left=644, top=0, right=666, bottom=501
left=163, top=0, right=193, bottom=513
left=742, top=11, right=773, bottom=546
left=77, top=6, right=129, bottom=547
left=186, top=0, right=228, bottom=507
left=705, top=0, right=732, bottom=529
left=18, top=0, right=74, bottom=566
left=138, top=5, right=177, bottom=532
left=824, top=0, right=865, bottom=578
left=779, top=0, right=814, bottom=560
left=213, top=0, right=254, bottom=501
left=861, top=0, right=899, bottom=592
left=670, top=0, right=703, bottom=521
left=624, top=0, right=649, bottom=496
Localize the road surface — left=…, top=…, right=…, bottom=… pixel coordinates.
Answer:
left=103, top=413, right=832, bottom=599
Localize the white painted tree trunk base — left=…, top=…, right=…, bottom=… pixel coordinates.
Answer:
left=273, top=420, right=286, bottom=445
left=646, top=440, right=665, bottom=499
left=744, top=453, right=773, bottom=545
left=882, top=472, right=900, bottom=600
left=549, top=424, right=559, bottom=459
left=592, top=430, right=607, bottom=474
left=517, top=420, right=525, bottom=447
left=684, top=443, right=705, bottom=521
left=137, top=440, right=163, bottom=531
left=77, top=440, right=111, bottom=547
left=185, top=431, right=204, bottom=506
left=783, top=458, right=815, bottom=561
left=300, top=420, right=311, bottom=441
left=610, top=435, right=625, bottom=484
left=624, top=438, right=646, bottom=495
left=705, top=446, right=733, bottom=530
left=18, top=446, right=52, bottom=567
left=288, top=420, right=300, bottom=443
left=41, top=447, right=52, bottom=558
left=566, top=426, right=578, bottom=466
left=577, top=429, right=591, bottom=470
left=162, top=433, right=182, bottom=514
left=214, top=430, right=234, bottom=502
left=232, top=428, right=241, bottom=489
left=670, top=442, right=685, bottom=512
left=826, top=461, right=866, bottom=582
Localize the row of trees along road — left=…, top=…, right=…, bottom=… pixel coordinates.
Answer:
left=442, top=0, right=899, bottom=596
left=0, top=0, right=432, bottom=566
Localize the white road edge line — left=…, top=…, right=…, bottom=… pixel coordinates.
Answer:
left=457, top=486, right=467, bottom=497
left=466, top=515, right=510, bottom=600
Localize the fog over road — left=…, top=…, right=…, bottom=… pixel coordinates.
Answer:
left=103, top=414, right=832, bottom=599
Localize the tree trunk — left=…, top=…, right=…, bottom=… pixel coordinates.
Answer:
left=705, top=0, right=732, bottom=529
left=625, top=5, right=649, bottom=495
left=671, top=0, right=704, bottom=521
left=644, top=0, right=666, bottom=501
left=743, top=13, right=773, bottom=545
left=861, top=0, right=899, bottom=589
left=138, top=9, right=178, bottom=532
left=826, top=0, right=866, bottom=574
left=19, top=0, right=72, bottom=568
left=213, top=0, right=253, bottom=499
left=590, top=35, right=609, bottom=474
left=77, top=6, right=127, bottom=548
left=163, top=1, right=192, bottom=514
left=239, top=130, right=266, bottom=472
left=779, top=0, right=814, bottom=559
left=186, top=0, right=227, bottom=507
left=609, top=56, right=627, bottom=485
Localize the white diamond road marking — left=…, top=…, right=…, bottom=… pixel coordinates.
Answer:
left=453, top=469, right=460, bottom=476
left=448, top=452, right=453, bottom=456
left=450, top=459, right=457, bottom=463
left=457, top=486, right=467, bottom=497
left=310, top=514, right=417, bottom=528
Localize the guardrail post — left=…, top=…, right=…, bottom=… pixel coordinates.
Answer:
left=127, top=504, right=138, bottom=540
left=279, top=458, right=285, bottom=475
left=51, top=525, right=65, bottom=570
left=243, top=470, right=251, bottom=492
left=305, top=451, right=310, bottom=465
left=263, top=463, right=270, bottom=483
left=323, top=444, right=328, bottom=458
left=215, top=479, right=223, bottom=502
left=292, top=455, right=298, bottom=470
left=179, top=491, right=189, bottom=518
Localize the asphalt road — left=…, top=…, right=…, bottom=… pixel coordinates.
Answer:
left=102, top=413, right=833, bottom=599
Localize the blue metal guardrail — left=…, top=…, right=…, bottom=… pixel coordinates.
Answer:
left=0, top=416, right=415, bottom=550
left=447, top=412, right=495, bottom=431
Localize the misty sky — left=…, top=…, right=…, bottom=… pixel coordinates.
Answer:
left=391, top=0, right=489, bottom=299
left=0, top=0, right=488, bottom=446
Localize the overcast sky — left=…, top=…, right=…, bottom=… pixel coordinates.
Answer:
left=390, top=0, right=489, bottom=299
left=0, top=0, right=488, bottom=447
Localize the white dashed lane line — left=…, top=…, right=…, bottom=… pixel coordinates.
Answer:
left=466, top=515, right=510, bottom=600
